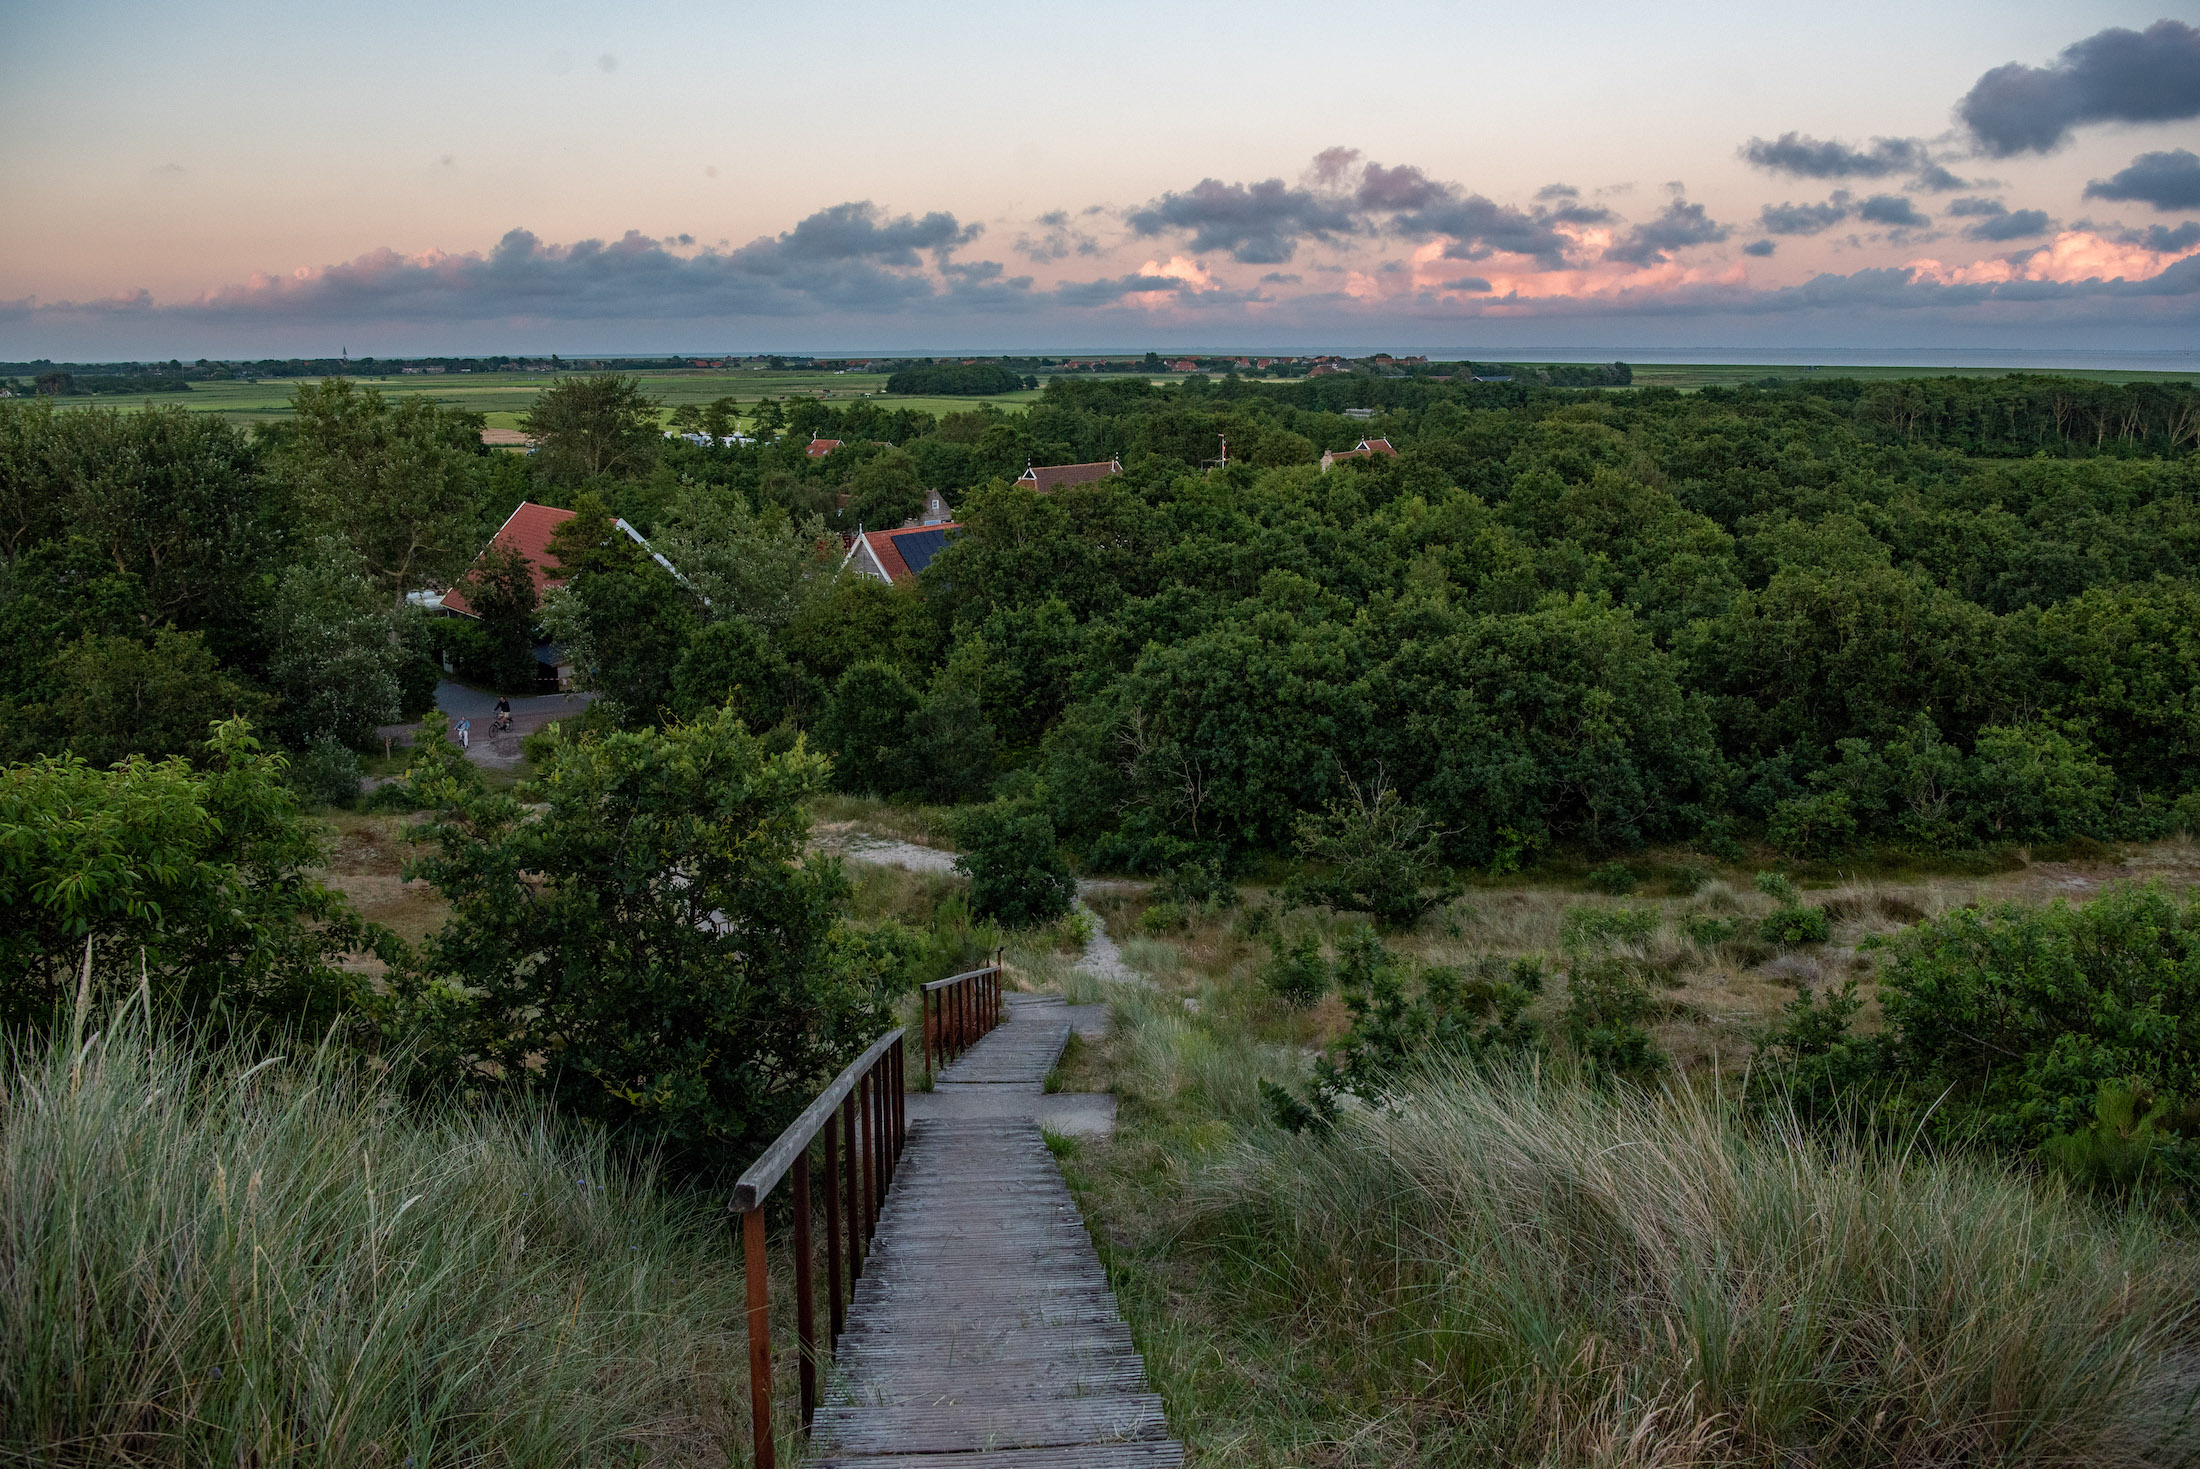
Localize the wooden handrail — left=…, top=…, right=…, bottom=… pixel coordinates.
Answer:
left=733, top=1026, right=907, bottom=1469
left=921, top=952, right=1004, bottom=1084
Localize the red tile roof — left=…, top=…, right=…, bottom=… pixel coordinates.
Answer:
left=1014, top=458, right=1122, bottom=493
left=807, top=438, right=844, bottom=458
left=849, top=523, right=962, bottom=585
left=439, top=502, right=576, bottom=617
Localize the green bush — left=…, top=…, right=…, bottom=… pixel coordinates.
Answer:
left=1138, top=899, right=1186, bottom=935
left=286, top=735, right=362, bottom=807
left=1265, top=929, right=1540, bottom=1129
left=1561, top=957, right=1666, bottom=1082
left=951, top=801, right=1075, bottom=928
left=1559, top=904, right=1659, bottom=952
left=1681, top=912, right=1740, bottom=946
left=1760, top=903, right=1831, bottom=945
left=1583, top=861, right=1638, bottom=894
left=0, top=719, right=387, bottom=1033
left=1259, top=932, right=1329, bottom=1009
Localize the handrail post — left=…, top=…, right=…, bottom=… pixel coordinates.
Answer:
left=843, top=1090, right=861, bottom=1284
left=792, top=1149, right=818, bottom=1429
left=744, top=1206, right=774, bottom=1469
left=823, top=1112, right=844, bottom=1344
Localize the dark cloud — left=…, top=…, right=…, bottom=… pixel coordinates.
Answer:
left=1858, top=194, right=1929, bottom=229
left=1126, top=177, right=1358, bottom=263
left=1760, top=193, right=1851, bottom=235
left=1967, top=208, right=2053, bottom=242
left=1394, top=192, right=1575, bottom=267
left=1443, top=276, right=1493, bottom=292
left=1604, top=197, right=1729, bottom=264
left=20, top=205, right=1002, bottom=327
left=2145, top=220, right=2200, bottom=252
left=1743, top=239, right=1777, bottom=257
left=1547, top=202, right=1616, bottom=226
left=1357, top=162, right=1446, bottom=211
left=750, top=201, right=981, bottom=270
left=1960, top=20, right=2200, bottom=156
left=2086, top=148, right=2200, bottom=211
left=1947, top=196, right=2006, bottom=218
left=1741, top=132, right=1924, bottom=179
left=1013, top=209, right=1102, bottom=263
left=1535, top=183, right=1581, bottom=200
left=1910, top=163, right=1970, bottom=192
left=1130, top=152, right=1588, bottom=269
left=1260, top=271, right=1301, bottom=284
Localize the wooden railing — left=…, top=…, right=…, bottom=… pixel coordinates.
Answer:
left=730, top=1028, right=906, bottom=1469
left=921, top=955, right=1003, bottom=1083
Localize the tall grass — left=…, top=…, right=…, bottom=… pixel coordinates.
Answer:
left=1185, top=1061, right=2200, bottom=1466
left=0, top=1023, right=755, bottom=1466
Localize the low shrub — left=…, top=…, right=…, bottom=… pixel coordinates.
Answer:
left=1583, top=860, right=1638, bottom=894
left=1259, top=932, right=1329, bottom=1009
left=951, top=800, right=1075, bottom=928
left=286, top=735, right=362, bottom=807
left=1759, top=903, right=1831, bottom=945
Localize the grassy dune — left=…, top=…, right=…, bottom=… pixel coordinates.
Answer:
left=0, top=1024, right=786, bottom=1466
left=1047, top=866, right=2200, bottom=1467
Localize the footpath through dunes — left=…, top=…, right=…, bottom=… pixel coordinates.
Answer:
left=809, top=996, right=1182, bottom=1468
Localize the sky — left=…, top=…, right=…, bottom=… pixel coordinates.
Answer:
left=4, top=0, right=2200, bottom=361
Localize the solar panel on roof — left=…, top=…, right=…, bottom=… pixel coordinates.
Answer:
left=891, top=527, right=956, bottom=575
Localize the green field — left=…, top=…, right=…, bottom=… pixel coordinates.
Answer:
left=29, top=369, right=1044, bottom=429
left=22, top=361, right=2196, bottom=428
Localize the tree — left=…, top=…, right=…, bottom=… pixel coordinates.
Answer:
left=23, top=628, right=266, bottom=768
left=395, top=709, right=897, bottom=1165
left=952, top=802, right=1074, bottom=927
left=0, top=719, right=389, bottom=1031
left=819, top=661, right=921, bottom=796
left=266, top=539, right=402, bottom=748
left=844, top=450, right=927, bottom=529
left=672, top=619, right=795, bottom=728
left=459, top=545, right=540, bottom=692
left=652, top=482, right=835, bottom=631
left=749, top=397, right=785, bottom=437
left=522, top=374, right=661, bottom=482
left=699, top=397, right=739, bottom=442
left=1287, top=773, right=1457, bottom=928
left=276, top=378, right=485, bottom=613
left=540, top=560, right=696, bottom=723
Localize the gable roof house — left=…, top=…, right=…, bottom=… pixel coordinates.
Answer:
left=806, top=436, right=844, bottom=458
left=434, top=501, right=683, bottom=686
left=843, top=523, right=961, bottom=586
left=1320, top=438, right=1399, bottom=472
left=1013, top=458, right=1122, bottom=493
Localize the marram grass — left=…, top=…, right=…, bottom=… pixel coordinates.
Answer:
left=0, top=1023, right=758, bottom=1466
left=1177, top=1060, right=2200, bottom=1466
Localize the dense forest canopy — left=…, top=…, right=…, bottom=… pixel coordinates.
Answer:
left=1, top=368, right=2196, bottom=878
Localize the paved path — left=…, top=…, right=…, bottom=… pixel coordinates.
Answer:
left=810, top=997, right=1179, bottom=1467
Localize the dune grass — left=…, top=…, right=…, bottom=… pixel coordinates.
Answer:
left=0, top=1022, right=774, bottom=1466
left=1062, top=943, right=2200, bottom=1467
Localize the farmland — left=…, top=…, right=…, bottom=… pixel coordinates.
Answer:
left=18, top=358, right=2197, bottom=434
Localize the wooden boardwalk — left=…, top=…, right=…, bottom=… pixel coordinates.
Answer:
left=808, top=1001, right=1180, bottom=1467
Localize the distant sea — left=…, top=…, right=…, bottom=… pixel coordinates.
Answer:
left=1504, top=347, right=2200, bottom=372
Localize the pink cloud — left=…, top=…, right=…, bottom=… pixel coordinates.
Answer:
left=1906, top=230, right=2200, bottom=287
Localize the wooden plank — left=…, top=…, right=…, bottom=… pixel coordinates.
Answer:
left=807, top=992, right=1180, bottom=1465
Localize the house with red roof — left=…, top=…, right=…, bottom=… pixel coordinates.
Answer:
left=1013, top=458, right=1122, bottom=493
left=434, top=501, right=681, bottom=686
left=806, top=435, right=844, bottom=458
left=843, top=522, right=962, bottom=586
left=1320, top=438, right=1399, bottom=472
